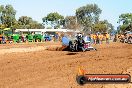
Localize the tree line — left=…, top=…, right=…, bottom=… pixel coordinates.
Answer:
left=0, top=4, right=131, bottom=33
left=118, top=13, right=132, bottom=33
left=0, top=5, right=44, bottom=29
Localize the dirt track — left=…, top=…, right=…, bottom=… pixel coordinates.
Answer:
left=0, top=42, right=132, bottom=88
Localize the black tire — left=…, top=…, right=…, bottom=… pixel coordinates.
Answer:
left=127, top=36, right=132, bottom=44
left=82, top=47, right=86, bottom=52
left=94, top=48, right=97, bottom=51
left=76, top=75, right=86, bottom=85
left=69, top=41, right=75, bottom=52
left=36, top=39, right=41, bottom=42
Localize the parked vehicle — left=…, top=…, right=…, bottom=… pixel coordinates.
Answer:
left=44, top=35, right=52, bottom=41
left=12, top=34, right=20, bottom=43
left=33, top=34, right=43, bottom=42
left=26, top=34, right=34, bottom=42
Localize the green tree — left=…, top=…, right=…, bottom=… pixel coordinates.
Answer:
left=0, top=5, right=4, bottom=24
left=0, top=4, right=44, bottom=29
left=18, top=16, right=44, bottom=29
left=18, top=16, right=32, bottom=28
left=76, top=4, right=102, bottom=32
left=0, top=5, right=16, bottom=28
left=118, top=13, right=132, bottom=32
left=29, top=21, right=44, bottom=29
left=93, top=20, right=114, bottom=33
left=103, top=20, right=114, bottom=33
left=118, top=13, right=132, bottom=25
left=42, top=12, right=64, bottom=29
left=93, top=22, right=107, bottom=33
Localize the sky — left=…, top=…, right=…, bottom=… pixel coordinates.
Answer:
left=0, top=0, right=132, bottom=29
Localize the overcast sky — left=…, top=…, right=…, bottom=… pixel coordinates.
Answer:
left=1, top=0, right=132, bottom=29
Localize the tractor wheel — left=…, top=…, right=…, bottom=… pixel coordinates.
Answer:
left=82, top=47, right=86, bottom=52
left=36, top=39, right=40, bottom=42
left=94, top=48, right=97, bottom=51
left=69, top=41, right=75, bottom=52
left=128, top=36, right=132, bottom=44
left=69, top=45, right=74, bottom=52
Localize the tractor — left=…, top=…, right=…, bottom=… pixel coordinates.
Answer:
left=62, top=34, right=97, bottom=52
left=0, top=28, right=21, bottom=44
left=26, top=34, right=34, bottom=42
left=33, top=34, right=43, bottom=42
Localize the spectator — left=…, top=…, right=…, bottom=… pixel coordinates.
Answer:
left=2, top=35, right=6, bottom=44
left=113, top=34, right=118, bottom=42
left=90, top=34, right=94, bottom=44
left=21, top=34, right=25, bottom=42
left=99, top=34, right=103, bottom=44
left=93, top=34, right=97, bottom=44
left=42, top=32, right=45, bottom=42
left=55, top=33, right=59, bottom=42
left=106, top=33, right=110, bottom=44
left=0, top=34, right=3, bottom=44
left=96, top=34, right=100, bottom=44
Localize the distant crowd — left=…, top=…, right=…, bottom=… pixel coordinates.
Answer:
left=113, top=32, right=132, bottom=44
left=1, top=31, right=129, bottom=45
left=82, top=33, right=110, bottom=44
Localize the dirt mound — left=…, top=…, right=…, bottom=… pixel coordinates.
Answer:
left=46, top=45, right=62, bottom=51
left=0, top=46, right=47, bottom=55
left=46, top=45, right=69, bottom=51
